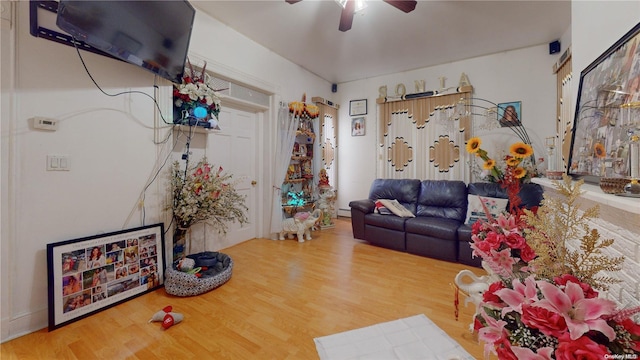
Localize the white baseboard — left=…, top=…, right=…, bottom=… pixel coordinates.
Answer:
left=1, top=308, right=47, bottom=343
left=337, top=209, right=351, bottom=217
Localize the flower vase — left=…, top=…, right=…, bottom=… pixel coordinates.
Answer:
left=173, top=227, right=190, bottom=260
left=481, top=260, right=501, bottom=284
left=453, top=260, right=502, bottom=330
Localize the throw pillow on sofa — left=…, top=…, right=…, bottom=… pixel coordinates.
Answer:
left=375, top=199, right=415, bottom=218
left=374, top=201, right=393, bottom=215
left=465, top=195, right=508, bottom=224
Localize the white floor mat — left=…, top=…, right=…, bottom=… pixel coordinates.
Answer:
left=313, top=314, right=475, bottom=360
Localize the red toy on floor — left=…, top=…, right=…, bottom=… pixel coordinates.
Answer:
left=148, top=305, right=184, bottom=329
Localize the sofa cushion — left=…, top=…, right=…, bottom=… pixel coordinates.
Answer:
left=467, top=182, right=544, bottom=210
left=517, top=183, right=545, bottom=209
left=406, top=233, right=458, bottom=262
left=364, top=213, right=407, bottom=232
left=457, top=224, right=472, bottom=243
left=368, top=179, right=421, bottom=214
left=364, top=225, right=407, bottom=252
left=405, top=216, right=461, bottom=241
left=464, top=195, right=508, bottom=224
left=416, top=180, right=467, bottom=222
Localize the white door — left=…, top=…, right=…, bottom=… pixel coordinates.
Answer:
left=206, top=106, right=258, bottom=249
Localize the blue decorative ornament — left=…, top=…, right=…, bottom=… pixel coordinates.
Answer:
left=286, top=191, right=306, bottom=206
left=193, top=106, right=208, bottom=119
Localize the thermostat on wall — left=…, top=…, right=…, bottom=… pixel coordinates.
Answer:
left=31, top=117, right=59, bottom=131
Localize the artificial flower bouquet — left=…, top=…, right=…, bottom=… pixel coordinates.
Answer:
left=168, top=158, right=247, bottom=257
left=468, top=175, right=640, bottom=359
left=475, top=273, right=640, bottom=359
left=173, top=60, right=221, bottom=124
left=169, top=158, right=247, bottom=231
left=468, top=211, right=536, bottom=281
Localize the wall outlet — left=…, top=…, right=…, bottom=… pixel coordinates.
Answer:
left=31, top=117, right=59, bottom=131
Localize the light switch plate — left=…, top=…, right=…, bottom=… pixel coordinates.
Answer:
left=47, top=155, right=70, bottom=171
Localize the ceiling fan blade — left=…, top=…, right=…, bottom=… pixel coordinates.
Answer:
left=339, top=0, right=355, bottom=32
left=285, top=0, right=302, bottom=4
left=383, top=0, right=417, bottom=13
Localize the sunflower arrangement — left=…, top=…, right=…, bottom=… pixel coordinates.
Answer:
left=466, top=137, right=535, bottom=184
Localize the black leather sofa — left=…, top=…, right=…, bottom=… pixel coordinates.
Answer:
left=349, top=179, right=544, bottom=267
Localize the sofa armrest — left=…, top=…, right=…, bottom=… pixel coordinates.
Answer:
left=349, top=199, right=375, bottom=214
left=349, top=199, right=375, bottom=240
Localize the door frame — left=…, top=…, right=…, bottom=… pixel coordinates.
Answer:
left=188, top=51, right=280, bottom=240
left=218, top=94, right=278, bottom=242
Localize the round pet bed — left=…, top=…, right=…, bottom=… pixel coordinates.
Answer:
left=165, top=251, right=233, bottom=297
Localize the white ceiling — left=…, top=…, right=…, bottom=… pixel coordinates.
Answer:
left=192, top=0, right=571, bottom=84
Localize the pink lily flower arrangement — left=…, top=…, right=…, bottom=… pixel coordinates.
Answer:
left=467, top=175, right=640, bottom=359
left=475, top=274, right=640, bottom=359
left=469, top=211, right=536, bottom=280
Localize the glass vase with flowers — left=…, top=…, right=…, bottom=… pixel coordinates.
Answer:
left=168, top=157, right=248, bottom=260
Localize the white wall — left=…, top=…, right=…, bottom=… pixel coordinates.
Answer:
left=189, top=10, right=333, bottom=102
left=1, top=0, right=14, bottom=346
left=335, top=44, right=563, bottom=216
left=571, top=2, right=640, bottom=104
left=0, top=2, right=330, bottom=342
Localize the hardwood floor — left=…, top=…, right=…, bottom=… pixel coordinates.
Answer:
left=1, top=218, right=487, bottom=359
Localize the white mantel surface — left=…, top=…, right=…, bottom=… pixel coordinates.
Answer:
left=532, top=178, right=640, bottom=215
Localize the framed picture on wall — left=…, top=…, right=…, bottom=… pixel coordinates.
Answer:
left=568, top=22, right=640, bottom=183
left=47, top=223, right=165, bottom=330
left=352, top=117, right=366, bottom=136
left=497, top=101, right=522, bottom=127
left=349, top=99, right=367, bottom=116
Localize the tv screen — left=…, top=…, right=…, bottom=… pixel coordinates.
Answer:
left=56, top=1, right=195, bottom=84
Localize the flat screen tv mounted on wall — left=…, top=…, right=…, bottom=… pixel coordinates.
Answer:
left=52, top=0, right=195, bottom=84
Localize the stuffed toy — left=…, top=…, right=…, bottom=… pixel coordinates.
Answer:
left=176, top=257, right=207, bottom=277
left=149, top=305, right=184, bottom=329
left=176, top=257, right=195, bottom=272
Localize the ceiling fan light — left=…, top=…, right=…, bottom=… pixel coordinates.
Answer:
left=335, top=0, right=367, bottom=13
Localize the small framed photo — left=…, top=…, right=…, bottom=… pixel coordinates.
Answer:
left=349, top=99, right=367, bottom=116
left=352, top=117, right=365, bottom=136
left=47, top=223, right=165, bottom=330
left=497, top=101, right=522, bottom=127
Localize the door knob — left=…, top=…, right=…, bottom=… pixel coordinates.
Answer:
left=251, top=180, right=257, bottom=186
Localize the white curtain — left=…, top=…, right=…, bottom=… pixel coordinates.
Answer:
left=559, top=73, right=572, bottom=171
left=321, top=113, right=336, bottom=184
left=269, top=104, right=298, bottom=235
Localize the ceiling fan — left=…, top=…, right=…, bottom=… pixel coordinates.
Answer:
left=285, top=0, right=417, bottom=32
